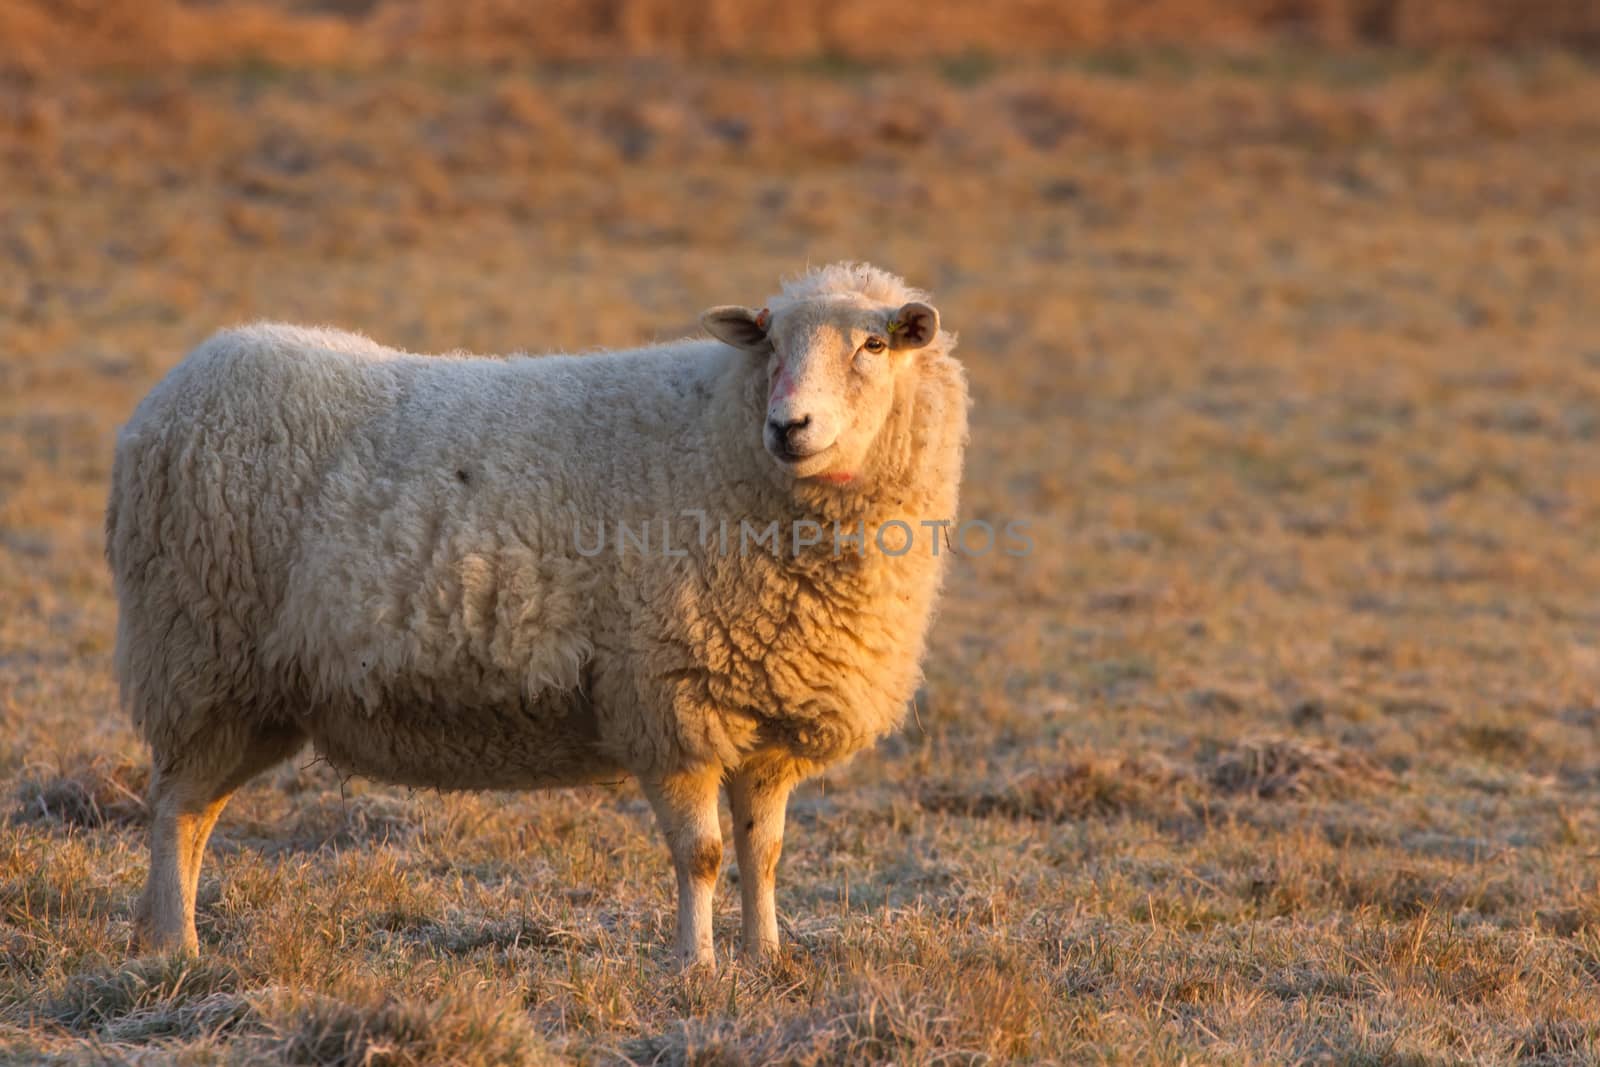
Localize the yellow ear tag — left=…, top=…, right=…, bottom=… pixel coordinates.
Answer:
left=886, top=319, right=902, bottom=335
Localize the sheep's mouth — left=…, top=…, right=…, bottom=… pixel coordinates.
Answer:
left=768, top=443, right=839, bottom=478
left=769, top=442, right=822, bottom=463
left=765, top=429, right=831, bottom=462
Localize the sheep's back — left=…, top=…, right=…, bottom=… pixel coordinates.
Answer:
left=105, top=326, right=402, bottom=732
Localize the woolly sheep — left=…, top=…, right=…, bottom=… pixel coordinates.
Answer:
left=106, top=262, right=969, bottom=967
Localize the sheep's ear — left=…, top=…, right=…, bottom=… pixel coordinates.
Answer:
left=888, top=301, right=939, bottom=350
left=701, top=305, right=771, bottom=351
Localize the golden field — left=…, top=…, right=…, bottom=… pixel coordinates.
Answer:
left=3, top=8, right=1600, bottom=1063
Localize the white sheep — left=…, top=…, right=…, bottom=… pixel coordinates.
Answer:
left=106, top=262, right=968, bottom=967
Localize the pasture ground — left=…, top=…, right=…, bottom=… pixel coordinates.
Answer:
left=2, top=42, right=1600, bottom=1065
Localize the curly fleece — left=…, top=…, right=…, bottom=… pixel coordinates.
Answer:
left=107, top=262, right=968, bottom=958
left=106, top=262, right=966, bottom=966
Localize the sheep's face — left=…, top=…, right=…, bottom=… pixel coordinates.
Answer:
left=702, top=295, right=940, bottom=483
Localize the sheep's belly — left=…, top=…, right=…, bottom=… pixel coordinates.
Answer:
left=302, top=687, right=623, bottom=791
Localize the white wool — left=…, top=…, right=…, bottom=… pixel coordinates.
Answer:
left=107, top=262, right=969, bottom=963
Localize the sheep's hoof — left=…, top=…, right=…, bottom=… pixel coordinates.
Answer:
left=133, top=933, right=200, bottom=959
left=739, top=941, right=781, bottom=966
left=675, top=947, right=716, bottom=972
left=132, top=914, right=199, bottom=958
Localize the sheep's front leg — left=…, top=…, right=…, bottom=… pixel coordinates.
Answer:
left=136, top=787, right=209, bottom=955
left=643, top=769, right=723, bottom=968
left=728, top=758, right=797, bottom=961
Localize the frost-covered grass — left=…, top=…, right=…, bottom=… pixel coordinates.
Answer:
left=3, top=46, right=1599, bottom=1065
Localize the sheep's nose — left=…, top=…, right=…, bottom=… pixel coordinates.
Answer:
left=769, top=415, right=811, bottom=448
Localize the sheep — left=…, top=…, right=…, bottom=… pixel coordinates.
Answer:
left=106, top=262, right=969, bottom=967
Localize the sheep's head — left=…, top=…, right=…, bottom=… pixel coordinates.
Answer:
left=702, top=267, right=942, bottom=485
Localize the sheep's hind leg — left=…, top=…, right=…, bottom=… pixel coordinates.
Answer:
left=135, top=722, right=305, bottom=956
left=643, top=768, right=723, bottom=969
left=728, top=755, right=800, bottom=962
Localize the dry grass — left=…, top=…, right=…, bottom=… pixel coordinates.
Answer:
left=12, top=756, right=149, bottom=830
left=5, top=0, right=1600, bottom=78
left=3, top=11, right=1600, bottom=1063
left=1207, top=736, right=1394, bottom=799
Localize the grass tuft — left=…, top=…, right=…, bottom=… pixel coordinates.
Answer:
left=1516, top=1019, right=1600, bottom=1065
left=41, top=955, right=251, bottom=1041
left=1207, top=737, right=1394, bottom=800
left=12, top=756, right=148, bottom=830
left=622, top=983, right=1016, bottom=1066
left=258, top=988, right=547, bottom=1067
left=918, top=751, right=1185, bottom=823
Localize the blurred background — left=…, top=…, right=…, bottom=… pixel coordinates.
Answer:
left=4, top=2, right=1600, bottom=1062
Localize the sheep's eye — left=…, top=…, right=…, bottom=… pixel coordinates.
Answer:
left=863, top=337, right=887, bottom=354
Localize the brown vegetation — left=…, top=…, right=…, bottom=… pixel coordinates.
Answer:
left=4, top=0, right=1600, bottom=78
left=2, top=7, right=1600, bottom=1062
